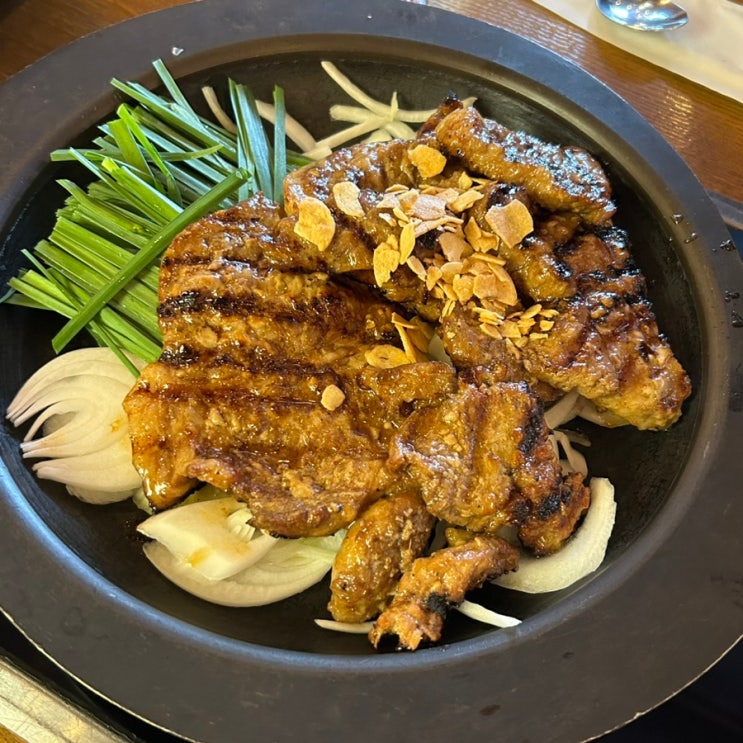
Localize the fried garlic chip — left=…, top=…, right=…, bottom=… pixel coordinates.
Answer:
left=408, top=144, right=447, bottom=179
left=294, top=196, right=336, bottom=251
left=484, top=199, right=534, bottom=248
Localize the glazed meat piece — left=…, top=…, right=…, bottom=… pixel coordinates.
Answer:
left=282, top=139, right=413, bottom=271
left=328, top=488, right=435, bottom=623
left=467, top=182, right=635, bottom=303
left=465, top=182, right=691, bottom=429
left=282, top=139, right=436, bottom=311
left=369, top=532, right=519, bottom=650
left=354, top=361, right=458, bottom=437
left=389, top=381, right=591, bottom=554
left=522, top=292, right=692, bottom=430
left=124, top=196, right=447, bottom=535
left=284, top=138, right=416, bottom=212
left=439, top=304, right=560, bottom=404
left=434, top=105, right=616, bottom=226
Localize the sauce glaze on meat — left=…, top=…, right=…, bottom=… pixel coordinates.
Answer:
left=124, top=101, right=691, bottom=650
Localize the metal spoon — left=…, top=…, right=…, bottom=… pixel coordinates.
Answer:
left=596, top=0, right=689, bottom=31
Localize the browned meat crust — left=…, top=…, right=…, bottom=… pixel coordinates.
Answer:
left=328, top=489, right=435, bottom=623
left=466, top=181, right=691, bottom=430
left=283, top=139, right=436, bottom=313
left=124, top=196, right=425, bottom=533
left=468, top=183, right=636, bottom=304
left=123, top=100, right=692, bottom=646
left=439, top=304, right=560, bottom=403
left=433, top=105, right=616, bottom=226
left=389, top=382, right=590, bottom=554
left=522, top=292, right=692, bottom=430
left=369, top=533, right=519, bottom=650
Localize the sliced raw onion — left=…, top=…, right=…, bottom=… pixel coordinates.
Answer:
left=455, top=600, right=521, bottom=628
left=544, top=389, right=580, bottom=429
left=137, top=497, right=278, bottom=581
left=143, top=537, right=336, bottom=607
left=314, top=619, right=374, bottom=634
left=7, top=348, right=144, bottom=503
left=493, top=477, right=616, bottom=593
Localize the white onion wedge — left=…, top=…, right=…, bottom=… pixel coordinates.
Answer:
left=7, top=348, right=144, bottom=503
left=544, top=389, right=580, bottom=430
left=493, top=477, right=616, bottom=593
left=137, top=497, right=277, bottom=581
left=143, top=539, right=335, bottom=607
left=32, top=434, right=141, bottom=495
left=314, top=619, right=374, bottom=634
left=455, top=600, right=521, bottom=628
left=7, top=347, right=141, bottom=422
left=19, top=378, right=132, bottom=458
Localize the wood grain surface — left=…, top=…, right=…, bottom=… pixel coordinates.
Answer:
left=0, top=725, right=25, bottom=743
left=1, top=0, right=741, bottom=201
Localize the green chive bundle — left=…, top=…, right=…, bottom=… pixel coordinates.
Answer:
left=2, top=60, right=304, bottom=375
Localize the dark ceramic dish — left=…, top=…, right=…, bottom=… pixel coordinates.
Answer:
left=1, top=1, right=741, bottom=741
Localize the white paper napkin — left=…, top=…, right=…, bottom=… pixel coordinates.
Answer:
left=530, top=0, right=743, bottom=103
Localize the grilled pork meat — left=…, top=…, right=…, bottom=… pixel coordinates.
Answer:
left=390, top=381, right=590, bottom=555
left=439, top=304, right=560, bottom=402
left=369, top=531, right=519, bottom=650
left=281, top=110, right=689, bottom=430
left=124, top=97, right=691, bottom=649
left=522, top=293, right=691, bottom=430
left=433, top=104, right=616, bottom=226
left=328, top=488, right=435, bottom=623
left=124, top=196, right=454, bottom=535
left=282, top=139, right=437, bottom=314
left=466, top=183, right=691, bottom=429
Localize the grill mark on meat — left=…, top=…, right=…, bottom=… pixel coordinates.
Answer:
left=159, top=286, right=350, bottom=325
left=519, top=472, right=591, bottom=554
left=390, top=382, right=586, bottom=552
left=522, top=292, right=691, bottom=429
left=160, top=344, right=200, bottom=366
left=519, top=403, right=546, bottom=457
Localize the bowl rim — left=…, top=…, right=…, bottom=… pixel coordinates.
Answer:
left=1, top=0, right=742, bottom=741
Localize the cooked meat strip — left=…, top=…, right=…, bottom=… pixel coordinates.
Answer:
left=283, top=138, right=413, bottom=268
left=353, top=362, right=458, bottom=440
left=284, top=139, right=416, bottom=212
left=465, top=182, right=691, bottom=429
left=124, top=196, right=455, bottom=535
left=328, top=488, right=435, bottom=623
left=468, top=182, right=637, bottom=303
left=369, top=532, right=519, bottom=650
left=389, top=381, right=590, bottom=554
left=282, top=139, right=438, bottom=313
left=434, top=105, right=616, bottom=226
left=522, top=292, right=692, bottom=430
left=439, top=304, right=560, bottom=403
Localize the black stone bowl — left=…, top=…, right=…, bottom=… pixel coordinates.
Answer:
left=0, top=1, right=741, bottom=741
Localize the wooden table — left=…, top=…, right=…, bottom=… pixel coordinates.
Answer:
left=1, top=0, right=742, bottom=203
left=0, top=0, right=740, bottom=740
